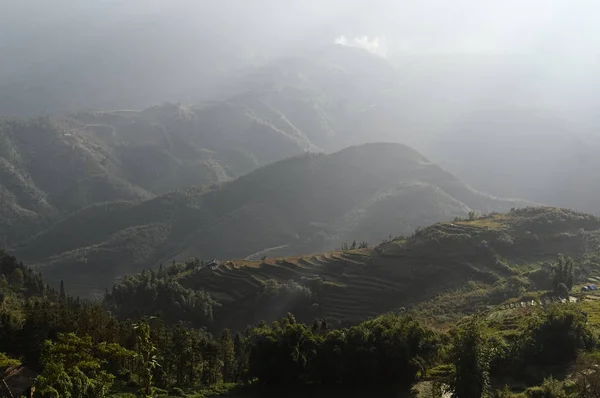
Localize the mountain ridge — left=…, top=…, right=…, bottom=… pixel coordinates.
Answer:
left=11, top=142, right=531, bottom=296
left=104, top=206, right=600, bottom=331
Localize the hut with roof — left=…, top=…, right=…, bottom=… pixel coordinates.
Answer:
left=1, top=365, right=37, bottom=398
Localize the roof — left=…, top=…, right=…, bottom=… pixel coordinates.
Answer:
left=1, top=365, right=37, bottom=397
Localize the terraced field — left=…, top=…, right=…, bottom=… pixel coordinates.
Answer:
left=164, top=207, right=600, bottom=330
left=181, top=251, right=387, bottom=328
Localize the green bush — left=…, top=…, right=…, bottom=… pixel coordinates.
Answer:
left=510, top=304, right=597, bottom=373
left=525, top=377, right=567, bottom=398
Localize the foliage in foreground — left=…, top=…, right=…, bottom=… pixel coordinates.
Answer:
left=1, top=249, right=600, bottom=397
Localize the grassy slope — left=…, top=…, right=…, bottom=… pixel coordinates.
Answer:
left=13, top=143, right=527, bottom=296
left=157, top=207, right=600, bottom=331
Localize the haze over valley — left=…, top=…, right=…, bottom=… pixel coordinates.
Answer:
left=2, top=2, right=600, bottom=397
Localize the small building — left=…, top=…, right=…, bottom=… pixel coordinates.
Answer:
left=1, top=365, right=37, bottom=398
left=207, top=259, right=220, bottom=270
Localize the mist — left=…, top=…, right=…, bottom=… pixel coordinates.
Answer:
left=3, top=0, right=600, bottom=115
left=5, top=0, right=600, bottom=350
left=2, top=0, right=600, bottom=211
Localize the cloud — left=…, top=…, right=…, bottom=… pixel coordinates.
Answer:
left=334, top=35, right=389, bottom=57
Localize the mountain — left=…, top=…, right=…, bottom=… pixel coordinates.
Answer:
left=229, top=50, right=600, bottom=215
left=0, top=45, right=407, bottom=246
left=206, top=50, right=600, bottom=216
left=5, top=231, right=599, bottom=398
left=105, top=206, right=600, bottom=331
left=5, top=28, right=600, bottom=217
left=12, top=143, right=528, bottom=296
left=0, top=100, right=328, bottom=246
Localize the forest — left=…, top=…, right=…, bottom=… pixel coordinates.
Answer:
left=2, top=248, right=600, bottom=398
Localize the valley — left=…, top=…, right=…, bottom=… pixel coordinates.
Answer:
left=3, top=4, right=600, bottom=396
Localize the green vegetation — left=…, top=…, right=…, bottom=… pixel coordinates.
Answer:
left=0, top=102, right=316, bottom=249
left=92, top=207, right=600, bottom=331
left=105, top=266, right=220, bottom=327
left=6, top=20, right=600, bottom=396
left=2, top=206, right=600, bottom=397
left=0, top=352, right=20, bottom=368
left=10, top=143, right=528, bottom=296
left=3, top=248, right=600, bottom=397
left=451, top=319, right=491, bottom=398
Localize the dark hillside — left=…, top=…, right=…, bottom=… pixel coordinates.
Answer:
left=103, top=207, right=597, bottom=331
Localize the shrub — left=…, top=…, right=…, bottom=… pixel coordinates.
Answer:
left=521, top=305, right=597, bottom=366
left=525, top=377, right=567, bottom=398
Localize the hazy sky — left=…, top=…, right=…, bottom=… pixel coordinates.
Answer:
left=3, top=0, right=600, bottom=58
left=1, top=0, right=599, bottom=119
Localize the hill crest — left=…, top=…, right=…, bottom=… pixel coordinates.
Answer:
left=104, top=206, right=600, bottom=330
left=12, top=142, right=529, bottom=295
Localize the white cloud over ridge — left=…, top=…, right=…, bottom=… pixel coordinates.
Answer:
left=334, top=35, right=389, bottom=57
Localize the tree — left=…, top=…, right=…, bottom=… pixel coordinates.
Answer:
left=247, top=313, right=318, bottom=386
left=573, top=352, right=600, bottom=398
left=522, top=305, right=596, bottom=366
left=10, top=267, right=24, bottom=289
left=219, top=329, right=237, bottom=382
left=34, top=333, right=117, bottom=398
left=234, top=332, right=249, bottom=382
left=451, top=319, right=490, bottom=398
left=556, top=283, right=569, bottom=298
left=552, top=256, right=575, bottom=292
left=133, top=320, right=160, bottom=396
left=59, top=280, right=66, bottom=303
left=566, top=259, right=574, bottom=290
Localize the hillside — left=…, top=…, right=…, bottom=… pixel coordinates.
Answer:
left=5, top=43, right=600, bottom=224
left=1, top=46, right=405, bottom=246
left=5, top=246, right=600, bottom=398
left=104, top=207, right=600, bottom=331
left=0, top=100, right=326, bottom=245
left=12, top=143, right=529, bottom=296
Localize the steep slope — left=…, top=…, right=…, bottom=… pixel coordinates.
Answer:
left=0, top=117, right=152, bottom=245
left=106, top=207, right=600, bottom=331
left=13, top=143, right=528, bottom=296
left=0, top=101, right=322, bottom=245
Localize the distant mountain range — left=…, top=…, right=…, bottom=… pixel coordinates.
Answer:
left=4, top=44, right=600, bottom=297
left=3, top=44, right=600, bottom=214
left=0, top=46, right=409, bottom=250
left=10, top=143, right=528, bottom=295
left=0, top=99, right=322, bottom=246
